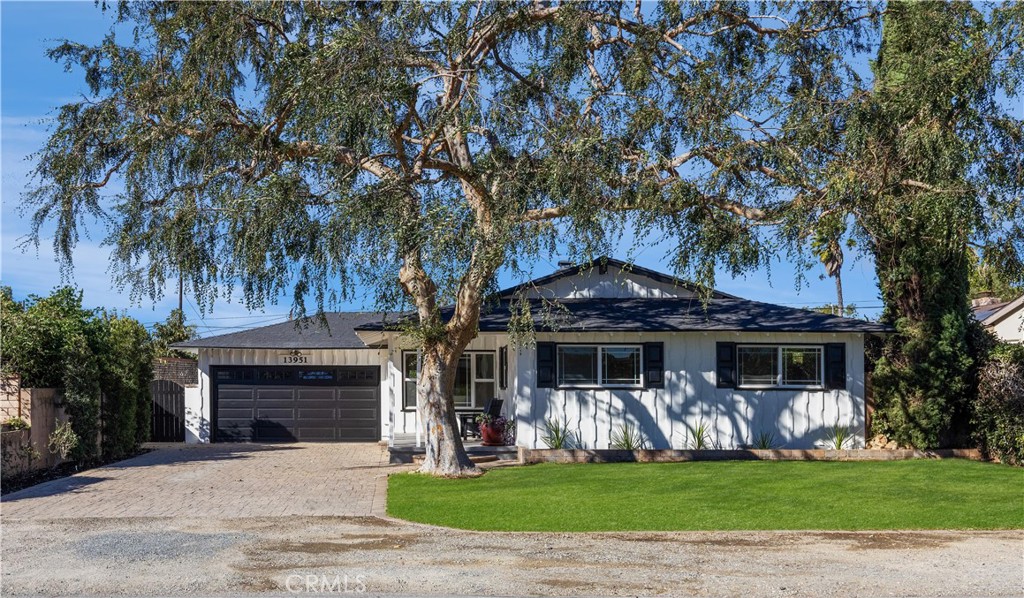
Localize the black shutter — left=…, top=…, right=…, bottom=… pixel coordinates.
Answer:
left=716, top=342, right=736, bottom=388
left=644, top=342, right=665, bottom=389
left=825, top=343, right=846, bottom=390
left=499, top=346, right=508, bottom=390
left=536, top=342, right=555, bottom=388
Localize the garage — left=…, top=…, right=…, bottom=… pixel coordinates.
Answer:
left=212, top=365, right=379, bottom=442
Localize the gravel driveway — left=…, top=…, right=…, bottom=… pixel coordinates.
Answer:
left=2, top=446, right=1021, bottom=596
left=2, top=515, right=1020, bottom=596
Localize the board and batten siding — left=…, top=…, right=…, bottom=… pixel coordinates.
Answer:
left=525, top=270, right=695, bottom=299
left=515, top=331, right=866, bottom=450
left=186, top=347, right=387, bottom=443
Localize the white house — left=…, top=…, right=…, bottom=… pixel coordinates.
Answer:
left=174, top=259, right=890, bottom=450
left=974, top=295, right=1024, bottom=344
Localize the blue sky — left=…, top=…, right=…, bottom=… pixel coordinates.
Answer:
left=1, top=1, right=886, bottom=338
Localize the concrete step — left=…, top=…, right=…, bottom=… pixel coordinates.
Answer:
left=411, top=453, right=499, bottom=465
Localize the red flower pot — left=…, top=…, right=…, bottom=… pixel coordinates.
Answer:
left=480, top=422, right=505, bottom=446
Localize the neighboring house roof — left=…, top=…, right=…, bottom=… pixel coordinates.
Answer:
left=356, top=297, right=892, bottom=334
left=974, top=295, right=1023, bottom=326
left=172, top=312, right=391, bottom=349
left=496, top=257, right=737, bottom=299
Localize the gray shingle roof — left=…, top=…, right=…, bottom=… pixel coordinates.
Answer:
left=174, top=259, right=892, bottom=350
left=358, top=297, right=892, bottom=334
left=172, top=312, right=391, bottom=349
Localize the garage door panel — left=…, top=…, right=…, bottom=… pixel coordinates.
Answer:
left=296, top=388, right=336, bottom=400
left=297, top=408, right=336, bottom=419
left=254, top=388, right=294, bottom=401
left=215, top=366, right=378, bottom=443
left=254, top=423, right=297, bottom=441
left=218, top=408, right=256, bottom=419
left=338, top=409, right=376, bottom=420
left=295, top=400, right=337, bottom=410
left=217, top=423, right=254, bottom=441
left=255, top=408, right=296, bottom=419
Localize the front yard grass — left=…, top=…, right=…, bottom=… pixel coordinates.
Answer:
left=388, top=459, right=1023, bottom=531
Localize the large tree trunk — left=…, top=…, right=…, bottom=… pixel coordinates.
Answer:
left=416, top=343, right=479, bottom=477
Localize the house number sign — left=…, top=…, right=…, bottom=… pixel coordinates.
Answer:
left=279, top=352, right=311, bottom=365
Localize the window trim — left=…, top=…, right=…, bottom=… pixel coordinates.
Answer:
left=735, top=344, right=825, bottom=390
left=555, top=343, right=644, bottom=389
left=401, top=350, right=497, bottom=411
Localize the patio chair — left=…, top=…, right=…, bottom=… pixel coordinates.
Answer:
left=459, top=398, right=504, bottom=441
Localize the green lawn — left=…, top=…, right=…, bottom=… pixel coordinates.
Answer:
left=388, top=460, right=1024, bottom=531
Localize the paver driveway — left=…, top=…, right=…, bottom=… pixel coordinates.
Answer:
left=0, top=443, right=394, bottom=519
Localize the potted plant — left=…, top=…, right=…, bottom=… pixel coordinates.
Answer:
left=475, top=413, right=508, bottom=446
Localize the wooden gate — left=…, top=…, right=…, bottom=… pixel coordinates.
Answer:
left=150, top=379, right=185, bottom=442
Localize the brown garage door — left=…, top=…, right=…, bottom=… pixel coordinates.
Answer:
left=213, top=366, right=379, bottom=442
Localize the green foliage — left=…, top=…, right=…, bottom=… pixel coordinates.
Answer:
left=48, top=420, right=80, bottom=461
left=151, top=309, right=197, bottom=359
left=969, top=249, right=1023, bottom=302
left=686, top=419, right=716, bottom=450
left=1, top=287, right=153, bottom=462
left=974, top=345, right=1024, bottom=465
left=98, top=315, right=154, bottom=458
left=542, top=417, right=580, bottom=450
left=23, top=2, right=889, bottom=322
left=806, top=304, right=859, bottom=318
left=610, top=422, right=648, bottom=450
left=2, top=417, right=30, bottom=431
left=824, top=423, right=853, bottom=450
left=752, top=431, right=779, bottom=450
left=388, top=460, right=1024, bottom=531
left=849, top=2, right=1024, bottom=449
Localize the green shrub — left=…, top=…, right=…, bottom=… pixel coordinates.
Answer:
left=542, top=417, right=580, bottom=449
left=3, top=417, right=30, bottom=430
left=610, top=422, right=647, bottom=450
left=1, top=287, right=154, bottom=463
left=973, top=345, right=1024, bottom=465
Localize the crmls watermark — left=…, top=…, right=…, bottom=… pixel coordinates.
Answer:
left=285, top=574, right=366, bottom=594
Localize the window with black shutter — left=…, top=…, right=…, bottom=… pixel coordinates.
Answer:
left=499, top=346, right=508, bottom=390
left=536, top=342, right=555, bottom=388
left=716, top=342, right=736, bottom=388
left=643, top=342, right=664, bottom=389
left=824, top=343, right=847, bottom=390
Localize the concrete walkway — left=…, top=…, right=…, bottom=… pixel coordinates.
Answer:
left=1, top=443, right=398, bottom=519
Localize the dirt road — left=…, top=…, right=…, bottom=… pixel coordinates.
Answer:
left=2, top=516, right=1020, bottom=596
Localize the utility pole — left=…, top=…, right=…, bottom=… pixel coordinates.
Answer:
left=178, top=277, right=183, bottom=314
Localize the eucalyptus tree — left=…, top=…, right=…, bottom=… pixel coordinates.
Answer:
left=27, top=1, right=881, bottom=476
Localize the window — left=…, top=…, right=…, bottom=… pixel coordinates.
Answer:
left=737, top=345, right=823, bottom=388
left=557, top=345, right=642, bottom=388
left=402, top=352, right=419, bottom=409
left=402, top=351, right=496, bottom=410
left=602, top=346, right=642, bottom=385
left=738, top=347, right=778, bottom=386
left=782, top=347, right=822, bottom=386
left=558, top=346, right=598, bottom=385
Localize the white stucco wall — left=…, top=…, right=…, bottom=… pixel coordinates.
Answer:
left=514, top=331, right=866, bottom=450
left=186, top=347, right=386, bottom=443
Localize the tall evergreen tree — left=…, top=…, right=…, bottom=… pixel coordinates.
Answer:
left=842, top=1, right=1024, bottom=447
